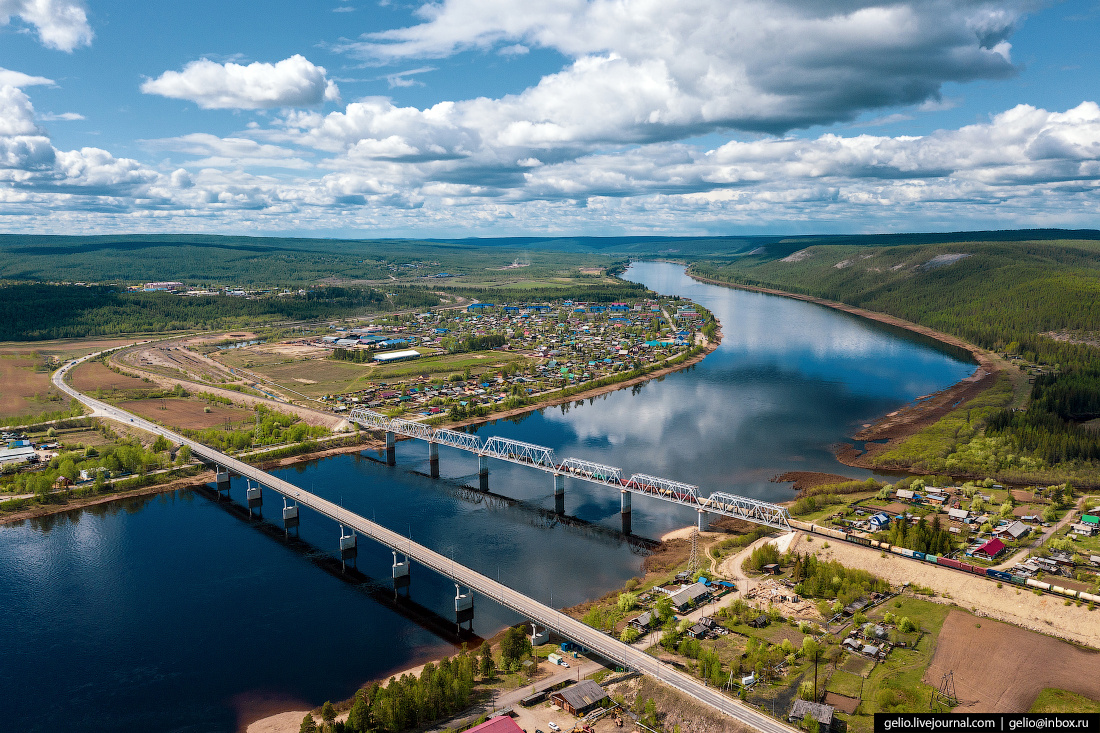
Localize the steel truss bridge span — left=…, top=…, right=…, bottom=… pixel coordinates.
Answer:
left=349, top=408, right=790, bottom=530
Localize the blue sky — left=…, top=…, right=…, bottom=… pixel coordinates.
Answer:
left=1, top=0, right=1099, bottom=237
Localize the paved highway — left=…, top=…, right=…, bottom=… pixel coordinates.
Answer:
left=54, top=352, right=795, bottom=733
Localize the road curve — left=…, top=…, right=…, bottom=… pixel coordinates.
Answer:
left=54, top=352, right=795, bottom=733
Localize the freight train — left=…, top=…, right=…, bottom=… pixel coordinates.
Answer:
left=786, top=518, right=1099, bottom=604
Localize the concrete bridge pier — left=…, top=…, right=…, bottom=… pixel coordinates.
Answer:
left=454, top=584, right=474, bottom=633
left=478, top=454, right=489, bottom=491
left=215, top=467, right=231, bottom=498
left=246, top=480, right=262, bottom=518
left=530, top=622, right=550, bottom=645
left=621, top=489, right=632, bottom=535
left=385, top=431, right=396, bottom=466
left=428, top=441, right=439, bottom=478
left=282, top=497, right=299, bottom=536
left=554, top=473, right=565, bottom=515
left=339, top=526, right=357, bottom=572
left=392, top=551, right=411, bottom=597
left=697, top=508, right=707, bottom=531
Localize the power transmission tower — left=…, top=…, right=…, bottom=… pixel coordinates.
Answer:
left=689, top=526, right=699, bottom=574
left=932, top=671, right=958, bottom=709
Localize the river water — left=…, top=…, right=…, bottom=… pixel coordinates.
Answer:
left=0, top=263, right=974, bottom=732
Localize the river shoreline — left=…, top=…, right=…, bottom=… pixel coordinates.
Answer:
left=684, top=271, right=1003, bottom=473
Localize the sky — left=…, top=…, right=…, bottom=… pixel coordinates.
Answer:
left=1, top=0, right=1099, bottom=238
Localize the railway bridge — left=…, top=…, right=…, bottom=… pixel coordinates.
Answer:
left=349, top=407, right=791, bottom=534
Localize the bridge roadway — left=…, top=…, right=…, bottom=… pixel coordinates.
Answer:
left=54, top=354, right=794, bottom=733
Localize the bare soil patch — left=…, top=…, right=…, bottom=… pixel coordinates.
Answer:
left=924, top=610, right=1100, bottom=712
left=0, top=356, right=55, bottom=418
left=70, top=360, right=151, bottom=392
left=864, top=502, right=908, bottom=515
left=118, top=398, right=255, bottom=430
left=627, top=676, right=753, bottom=733
left=825, top=692, right=860, bottom=714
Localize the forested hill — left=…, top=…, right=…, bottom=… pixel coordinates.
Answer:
left=689, top=236, right=1100, bottom=470
left=3, top=229, right=1096, bottom=287
left=0, top=284, right=441, bottom=340
left=691, top=238, right=1100, bottom=358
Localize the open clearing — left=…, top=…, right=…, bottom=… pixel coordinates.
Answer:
left=0, top=336, right=139, bottom=361
left=924, top=610, right=1100, bottom=712
left=0, top=356, right=56, bottom=418
left=71, top=360, right=152, bottom=393
left=118, top=398, right=255, bottom=430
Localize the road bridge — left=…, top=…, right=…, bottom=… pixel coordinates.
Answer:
left=55, top=354, right=794, bottom=733
left=349, top=407, right=790, bottom=531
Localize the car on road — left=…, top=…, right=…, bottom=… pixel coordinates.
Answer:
left=560, top=662, right=569, bottom=668
left=548, top=724, right=560, bottom=731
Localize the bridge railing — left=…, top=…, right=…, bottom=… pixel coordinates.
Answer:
left=626, top=473, right=699, bottom=503
left=701, top=492, right=790, bottom=528
left=556, top=457, right=622, bottom=485
left=431, top=427, right=483, bottom=453
left=482, top=436, right=557, bottom=469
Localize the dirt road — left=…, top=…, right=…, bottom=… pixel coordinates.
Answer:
left=994, top=496, right=1085, bottom=570
left=802, top=533, right=1100, bottom=649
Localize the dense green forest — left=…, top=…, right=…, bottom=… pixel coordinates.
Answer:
left=689, top=234, right=1100, bottom=475
left=0, top=283, right=441, bottom=340
left=0, top=234, right=624, bottom=287
left=8, top=230, right=1090, bottom=288
left=446, top=280, right=650, bottom=303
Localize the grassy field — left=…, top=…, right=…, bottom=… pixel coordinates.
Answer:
left=0, top=354, right=58, bottom=419
left=1030, top=689, right=1100, bottom=713
left=118, top=398, right=256, bottom=430
left=826, top=670, right=866, bottom=698
left=71, top=360, right=154, bottom=394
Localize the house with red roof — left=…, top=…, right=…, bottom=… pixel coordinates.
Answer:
left=974, top=538, right=1006, bottom=560
left=466, top=716, right=524, bottom=733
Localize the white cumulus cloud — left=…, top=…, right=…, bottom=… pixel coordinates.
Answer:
left=0, top=0, right=92, bottom=51
left=141, top=55, right=341, bottom=110
left=0, top=67, right=54, bottom=88
left=340, top=0, right=1029, bottom=136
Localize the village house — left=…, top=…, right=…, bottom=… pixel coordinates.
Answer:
left=550, top=680, right=608, bottom=717
left=789, top=700, right=834, bottom=732
left=994, top=520, right=1031, bottom=541
left=974, top=538, right=1007, bottom=560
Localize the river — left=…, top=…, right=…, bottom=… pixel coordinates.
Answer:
left=0, top=262, right=975, bottom=732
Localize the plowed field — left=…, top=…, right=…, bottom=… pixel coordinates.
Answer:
left=70, top=361, right=152, bottom=392
left=0, top=356, right=54, bottom=418
left=923, top=610, right=1100, bottom=712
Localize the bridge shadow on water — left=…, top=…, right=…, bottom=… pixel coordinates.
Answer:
left=358, top=453, right=659, bottom=556
left=192, top=483, right=485, bottom=648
